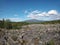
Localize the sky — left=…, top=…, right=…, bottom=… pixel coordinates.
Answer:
left=0, top=0, right=60, bottom=22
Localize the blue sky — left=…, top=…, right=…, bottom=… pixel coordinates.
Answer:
left=0, top=0, right=60, bottom=22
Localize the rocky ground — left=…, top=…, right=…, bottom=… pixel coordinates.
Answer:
left=0, top=24, right=60, bottom=45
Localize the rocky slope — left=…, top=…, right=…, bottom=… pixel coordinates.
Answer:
left=0, top=24, right=60, bottom=45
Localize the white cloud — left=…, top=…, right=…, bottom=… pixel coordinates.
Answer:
left=2, top=18, right=21, bottom=22
left=48, top=10, right=58, bottom=15
left=9, top=18, right=22, bottom=22
left=31, top=10, right=41, bottom=14
left=38, top=12, right=49, bottom=16
left=27, top=10, right=41, bottom=19
left=0, top=18, right=22, bottom=22
left=27, top=10, right=59, bottom=19
left=55, top=14, right=60, bottom=20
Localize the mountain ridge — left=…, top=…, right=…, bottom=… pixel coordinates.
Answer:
left=24, top=19, right=45, bottom=23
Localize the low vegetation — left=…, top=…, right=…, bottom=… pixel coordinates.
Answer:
left=0, top=19, right=60, bottom=29
left=0, top=19, right=29, bottom=29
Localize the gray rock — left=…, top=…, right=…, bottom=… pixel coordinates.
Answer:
left=0, top=24, right=60, bottom=45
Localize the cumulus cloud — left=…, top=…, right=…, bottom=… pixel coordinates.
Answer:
left=27, top=10, right=41, bottom=19
left=27, top=10, right=59, bottom=19
left=48, top=10, right=58, bottom=15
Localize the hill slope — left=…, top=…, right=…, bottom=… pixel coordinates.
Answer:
left=25, top=19, right=44, bottom=23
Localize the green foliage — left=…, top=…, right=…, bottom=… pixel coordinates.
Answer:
left=29, top=20, right=60, bottom=24
left=0, top=19, right=60, bottom=29
left=11, top=22, right=29, bottom=29
left=0, top=19, right=29, bottom=29
left=40, top=20, right=60, bottom=24
left=11, top=35, right=18, bottom=41
left=46, top=40, right=54, bottom=45
left=5, top=19, right=12, bottom=29
left=0, top=19, right=12, bottom=29
left=0, top=19, right=5, bottom=28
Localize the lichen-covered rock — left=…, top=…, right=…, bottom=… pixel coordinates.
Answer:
left=0, top=24, right=60, bottom=45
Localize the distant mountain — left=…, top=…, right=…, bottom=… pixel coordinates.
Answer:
left=25, top=19, right=44, bottom=23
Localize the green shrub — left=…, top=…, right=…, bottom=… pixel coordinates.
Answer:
left=46, top=40, right=54, bottom=45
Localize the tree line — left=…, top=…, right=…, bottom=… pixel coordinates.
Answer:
left=0, top=19, right=29, bottom=29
